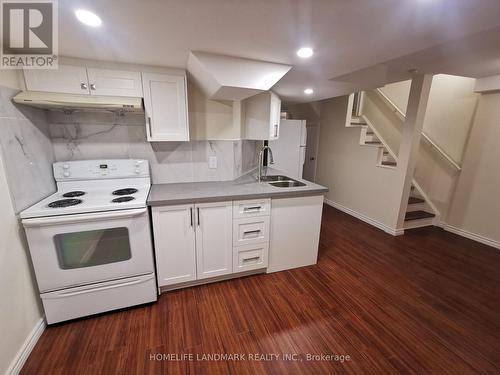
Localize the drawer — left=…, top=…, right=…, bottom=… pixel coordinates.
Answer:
left=233, top=243, right=268, bottom=272
left=233, top=198, right=271, bottom=218
left=233, top=216, right=270, bottom=246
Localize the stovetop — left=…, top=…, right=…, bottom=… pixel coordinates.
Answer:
left=20, top=182, right=150, bottom=219
left=20, top=159, right=151, bottom=219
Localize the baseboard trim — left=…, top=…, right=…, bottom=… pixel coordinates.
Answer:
left=324, top=199, right=404, bottom=236
left=444, top=224, right=500, bottom=250
left=7, top=317, right=45, bottom=375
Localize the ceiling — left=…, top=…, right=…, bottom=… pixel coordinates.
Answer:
left=58, top=0, right=500, bottom=104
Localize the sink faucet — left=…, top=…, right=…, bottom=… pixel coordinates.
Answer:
left=258, top=145, right=274, bottom=182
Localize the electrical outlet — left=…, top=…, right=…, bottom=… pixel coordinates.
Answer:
left=208, top=156, right=217, bottom=169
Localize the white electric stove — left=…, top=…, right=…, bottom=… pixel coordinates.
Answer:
left=21, top=159, right=157, bottom=324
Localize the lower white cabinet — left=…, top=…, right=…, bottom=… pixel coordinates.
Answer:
left=152, top=201, right=232, bottom=288
left=267, top=195, right=324, bottom=273
left=232, top=199, right=270, bottom=272
left=233, top=242, right=269, bottom=273
left=151, top=204, right=197, bottom=286
left=233, top=216, right=270, bottom=247
left=195, top=201, right=233, bottom=279
left=152, top=198, right=274, bottom=291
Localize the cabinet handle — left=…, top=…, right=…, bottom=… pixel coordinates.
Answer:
left=90, top=83, right=96, bottom=90
left=243, top=229, right=261, bottom=237
left=189, top=207, right=193, bottom=227
left=274, top=124, right=278, bottom=137
left=197, top=207, right=200, bottom=226
left=80, top=82, right=88, bottom=90
left=148, top=117, right=152, bottom=137
left=242, top=256, right=260, bottom=263
left=244, top=206, right=261, bottom=212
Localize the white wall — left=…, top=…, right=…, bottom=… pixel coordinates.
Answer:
left=0, top=71, right=45, bottom=375
left=446, top=92, right=500, bottom=246
left=284, top=102, right=320, bottom=124
left=188, top=80, right=241, bottom=140
left=423, top=75, right=478, bottom=164
left=379, top=80, right=411, bottom=114
left=47, top=110, right=258, bottom=184
left=0, top=154, right=43, bottom=375
left=316, top=96, right=402, bottom=232
left=414, top=145, right=459, bottom=219
left=380, top=75, right=478, bottom=165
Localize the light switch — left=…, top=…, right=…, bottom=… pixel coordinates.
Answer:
left=208, top=156, right=217, bottom=169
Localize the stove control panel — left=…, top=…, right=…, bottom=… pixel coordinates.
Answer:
left=53, top=159, right=150, bottom=181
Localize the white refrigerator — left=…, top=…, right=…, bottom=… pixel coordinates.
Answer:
left=269, top=119, right=307, bottom=179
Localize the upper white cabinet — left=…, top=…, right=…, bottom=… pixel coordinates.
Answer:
left=244, top=91, right=281, bottom=140
left=86, top=68, right=143, bottom=97
left=24, top=64, right=143, bottom=97
left=270, top=92, right=281, bottom=139
left=195, top=201, right=233, bottom=279
left=24, top=65, right=90, bottom=95
left=142, top=73, right=189, bottom=142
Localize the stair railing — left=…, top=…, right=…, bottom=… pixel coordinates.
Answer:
left=374, top=88, right=462, bottom=171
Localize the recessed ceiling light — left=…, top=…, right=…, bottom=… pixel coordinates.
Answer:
left=75, top=9, right=102, bottom=27
left=304, top=88, right=314, bottom=95
left=297, top=47, right=313, bottom=58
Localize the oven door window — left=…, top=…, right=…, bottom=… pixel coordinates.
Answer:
left=54, top=227, right=132, bottom=269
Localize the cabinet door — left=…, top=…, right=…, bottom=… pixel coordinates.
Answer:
left=152, top=205, right=196, bottom=287
left=244, top=91, right=281, bottom=140
left=195, top=201, right=233, bottom=279
left=269, top=92, right=281, bottom=140
left=86, top=68, right=143, bottom=97
left=24, top=64, right=89, bottom=94
left=142, top=73, right=189, bottom=141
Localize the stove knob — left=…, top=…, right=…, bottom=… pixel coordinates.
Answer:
left=63, top=171, right=70, bottom=177
left=135, top=168, right=141, bottom=174
left=63, top=164, right=69, bottom=169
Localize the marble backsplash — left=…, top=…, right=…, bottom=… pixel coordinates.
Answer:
left=0, top=86, right=56, bottom=213
left=47, top=111, right=261, bottom=184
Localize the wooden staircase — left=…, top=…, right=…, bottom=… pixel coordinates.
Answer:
left=349, top=116, right=399, bottom=170
left=404, top=186, right=435, bottom=229
left=348, top=114, right=437, bottom=230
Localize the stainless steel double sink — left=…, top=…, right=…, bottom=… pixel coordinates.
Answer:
left=259, top=175, right=306, bottom=188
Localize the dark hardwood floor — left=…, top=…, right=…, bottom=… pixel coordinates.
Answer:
left=21, top=205, right=500, bottom=374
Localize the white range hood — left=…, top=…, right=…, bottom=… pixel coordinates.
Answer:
left=187, top=51, right=292, bottom=101
left=12, top=91, right=144, bottom=112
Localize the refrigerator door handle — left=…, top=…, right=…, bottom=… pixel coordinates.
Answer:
left=300, top=147, right=307, bottom=165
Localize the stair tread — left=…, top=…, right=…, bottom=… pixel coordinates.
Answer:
left=405, top=210, right=435, bottom=221
left=381, top=161, right=397, bottom=166
left=408, top=196, right=425, bottom=204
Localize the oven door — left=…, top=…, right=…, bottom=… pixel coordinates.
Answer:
left=22, top=208, right=154, bottom=293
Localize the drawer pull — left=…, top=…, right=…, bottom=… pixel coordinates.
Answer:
left=244, top=206, right=261, bottom=212
left=243, top=229, right=261, bottom=238
left=242, top=256, right=261, bottom=263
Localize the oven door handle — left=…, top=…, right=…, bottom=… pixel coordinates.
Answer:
left=42, top=274, right=154, bottom=299
left=22, top=208, right=148, bottom=227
